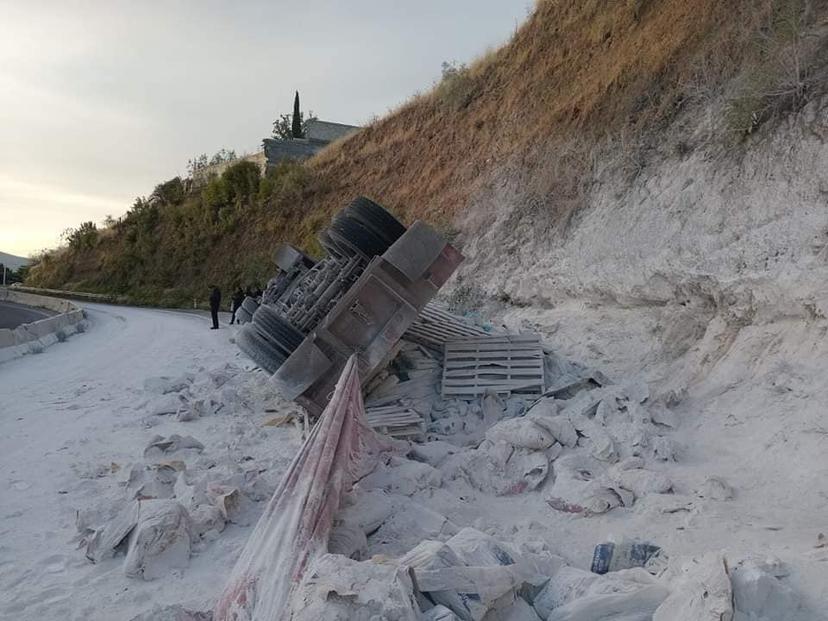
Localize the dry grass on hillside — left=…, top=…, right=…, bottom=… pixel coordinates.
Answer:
left=28, top=0, right=828, bottom=304
left=303, top=0, right=792, bottom=230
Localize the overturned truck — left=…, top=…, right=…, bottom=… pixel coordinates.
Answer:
left=235, top=196, right=463, bottom=415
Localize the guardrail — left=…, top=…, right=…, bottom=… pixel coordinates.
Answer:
left=8, top=284, right=128, bottom=305
left=0, top=288, right=88, bottom=363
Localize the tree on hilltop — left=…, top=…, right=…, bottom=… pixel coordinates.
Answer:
left=272, top=92, right=316, bottom=140
left=292, top=91, right=303, bottom=138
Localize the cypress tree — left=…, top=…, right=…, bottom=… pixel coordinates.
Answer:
left=292, top=91, right=303, bottom=138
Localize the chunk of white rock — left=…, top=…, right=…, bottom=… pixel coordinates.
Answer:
left=623, top=381, right=650, bottom=404
left=730, top=558, right=801, bottom=620
left=610, top=468, right=673, bottom=496
left=409, top=440, right=461, bottom=468
left=525, top=398, right=561, bottom=418
left=150, top=393, right=188, bottom=416
left=328, top=522, right=369, bottom=560
left=695, top=476, right=735, bottom=501
left=651, top=436, right=680, bottom=462
left=651, top=407, right=679, bottom=429
left=143, top=376, right=190, bottom=395
left=339, top=488, right=397, bottom=535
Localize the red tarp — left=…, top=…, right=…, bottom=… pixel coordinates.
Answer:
left=214, top=355, right=387, bottom=620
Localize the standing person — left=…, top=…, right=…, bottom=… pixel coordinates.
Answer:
left=209, top=285, right=221, bottom=330
left=229, top=286, right=244, bottom=325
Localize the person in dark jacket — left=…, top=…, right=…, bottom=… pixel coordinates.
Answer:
left=229, top=287, right=244, bottom=325
left=209, top=285, right=221, bottom=330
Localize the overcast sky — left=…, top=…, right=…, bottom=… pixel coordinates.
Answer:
left=0, top=1, right=530, bottom=258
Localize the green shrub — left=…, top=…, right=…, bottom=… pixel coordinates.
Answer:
left=62, top=221, right=98, bottom=251
left=202, top=176, right=231, bottom=209
left=435, top=61, right=478, bottom=110
left=152, top=177, right=185, bottom=205
left=259, top=160, right=312, bottom=205
left=223, top=160, right=261, bottom=201
left=725, top=0, right=823, bottom=138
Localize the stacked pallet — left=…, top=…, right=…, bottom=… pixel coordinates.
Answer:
left=365, top=404, right=426, bottom=441
left=405, top=304, right=491, bottom=349
left=365, top=342, right=442, bottom=407
left=441, top=334, right=545, bottom=399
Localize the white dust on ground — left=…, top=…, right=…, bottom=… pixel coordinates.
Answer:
left=0, top=304, right=301, bottom=620
left=1, top=294, right=826, bottom=619
left=447, top=97, right=828, bottom=612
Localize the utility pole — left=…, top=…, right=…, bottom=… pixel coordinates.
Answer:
left=1, top=264, right=5, bottom=287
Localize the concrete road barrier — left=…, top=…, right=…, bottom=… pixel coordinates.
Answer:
left=0, top=288, right=87, bottom=363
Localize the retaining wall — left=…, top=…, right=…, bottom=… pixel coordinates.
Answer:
left=0, top=288, right=87, bottom=364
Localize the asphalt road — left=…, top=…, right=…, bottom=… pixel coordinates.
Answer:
left=0, top=300, right=55, bottom=329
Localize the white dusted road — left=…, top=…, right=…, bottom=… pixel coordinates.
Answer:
left=0, top=303, right=294, bottom=620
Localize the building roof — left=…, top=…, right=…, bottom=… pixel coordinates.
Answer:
left=305, top=119, right=360, bottom=144
left=262, top=138, right=325, bottom=163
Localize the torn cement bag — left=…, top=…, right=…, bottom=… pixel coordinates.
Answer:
left=485, top=417, right=556, bottom=450
left=213, top=355, right=391, bottom=621
left=454, top=440, right=549, bottom=496
left=124, top=499, right=192, bottom=580
left=652, top=553, right=733, bottom=621
left=534, top=567, right=666, bottom=620
left=402, top=529, right=550, bottom=621
left=86, top=500, right=140, bottom=563
left=545, top=583, right=669, bottom=621
left=290, top=554, right=421, bottom=621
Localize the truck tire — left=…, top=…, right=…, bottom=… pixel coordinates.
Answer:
left=329, top=215, right=388, bottom=258
left=252, top=304, right=304, bottom=354
left=319, top=230, right=347, bottom=258
left=236, top=324, right=287, bottom=374
left=235, top=306, right=252, bottom=325
left=345, top=196, right=406, bottom=246
left=241, top=296, right=259, bottom=314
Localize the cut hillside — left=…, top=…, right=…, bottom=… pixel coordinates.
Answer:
left=28, top=0, right=828, bottom=305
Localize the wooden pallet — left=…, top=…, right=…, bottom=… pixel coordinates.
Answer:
left=365, top=404, right=426, bottom=440
left=404, top=304, right=491, bottom=349
left=441, top=334, right=545, bottom=399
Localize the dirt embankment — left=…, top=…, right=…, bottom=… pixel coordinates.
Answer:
left=29, top=0, right=827, bottom=308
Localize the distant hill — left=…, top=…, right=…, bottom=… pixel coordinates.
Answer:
left=0, top=251, right=29, bottom=272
